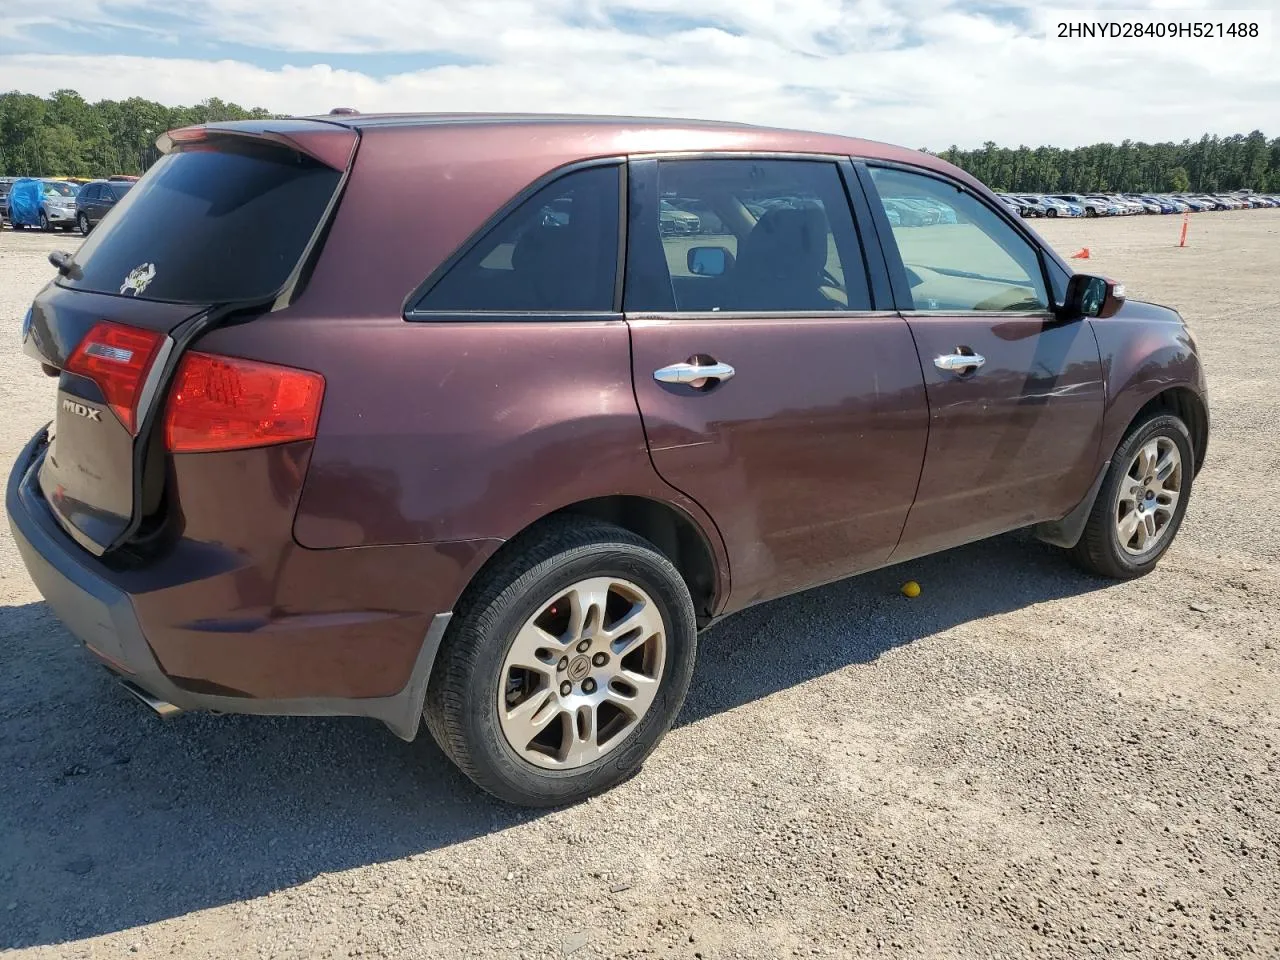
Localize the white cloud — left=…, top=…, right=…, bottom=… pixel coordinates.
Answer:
left=0, top=0, right=1275, bottom=148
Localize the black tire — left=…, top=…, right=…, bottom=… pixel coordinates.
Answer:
left=424, top=518, right=698, bottom=806
left=77, top=212, right=90, bottom=235
left=1084, top=207, right=1097, bottom=218
left=1069, top=413, right=1194, bottom=579
left=39, top=211, right=51, bottom=232
left=1046, top=208, right=1058, bottom=218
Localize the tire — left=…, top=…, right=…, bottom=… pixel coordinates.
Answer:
left=1047, top=208, right=1058, bottom=218
left=1069, top=413, right=1194, bottom=579
left=424, top=518, right=698, bottom=806
left=39, top=211, right=51, bottom=232
left=78, top=212, right=92, bottom=235
left=1084, top=207, right=1097, bottom=218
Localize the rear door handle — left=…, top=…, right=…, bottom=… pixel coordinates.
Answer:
left=933, top=352, right=985, bottom=373
left=653, top=360, right=736, bottom=385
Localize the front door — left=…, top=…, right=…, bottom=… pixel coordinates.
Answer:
left=860, top=164, right=1105, bottom=562
left=624, top=157, right=929, bottom=609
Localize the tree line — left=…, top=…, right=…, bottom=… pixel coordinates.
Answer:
left=932, top=132, right=1279, bottom=194
left=0, top=89, right=271, bottom=178
left=2, top=89, right=1278, bottom=194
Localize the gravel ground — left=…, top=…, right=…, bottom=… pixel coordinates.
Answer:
left=1, top=212, right=1277, bottom=959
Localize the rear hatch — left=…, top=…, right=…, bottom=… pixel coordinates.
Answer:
left=22, top=120, right=355, bottom=556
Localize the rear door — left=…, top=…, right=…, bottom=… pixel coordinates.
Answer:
left=858, top=163, right=1104, bottom=562
left=23, top=123, right=353, bottom=555
left=625, top=156, right=929, bottom=608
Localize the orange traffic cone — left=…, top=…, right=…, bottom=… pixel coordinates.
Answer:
left=1070, top=247, right=1091, bottom=259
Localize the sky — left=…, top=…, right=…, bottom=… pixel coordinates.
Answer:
left=0, top=0, right=1276, bottom=149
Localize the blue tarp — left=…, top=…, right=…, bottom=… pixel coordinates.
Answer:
left=8, top=178, right=43, bottom=227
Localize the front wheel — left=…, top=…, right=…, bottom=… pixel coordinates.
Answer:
left=1046, top=208, right=1058, bottom=218
left=425, top=519, right=698, bottom=806
left=39, top=211, right=51, bottom=232
left=1069, top=413, right=1194, bottom=579
left=77, top=213, right=90, bottom=235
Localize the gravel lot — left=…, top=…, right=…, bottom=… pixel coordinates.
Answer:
left=1, top=212, right=1278, bottom=959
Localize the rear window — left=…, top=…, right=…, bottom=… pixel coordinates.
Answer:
left=61, top=141, right=341, bottom=303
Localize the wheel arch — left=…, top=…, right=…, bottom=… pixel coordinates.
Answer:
left=449, top=495, right=726, bottom=627
left=1128, top=386, right=1208, bottom=474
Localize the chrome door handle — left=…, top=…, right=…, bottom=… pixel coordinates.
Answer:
left=653, top=361, right=736, bottom=385
left=933, top=352, right=985, bottom=372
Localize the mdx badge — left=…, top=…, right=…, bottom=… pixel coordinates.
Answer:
left=62, top=398, right=102, bottom=422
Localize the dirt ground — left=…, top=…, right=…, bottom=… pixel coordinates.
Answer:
left=1, top=212, right=1277, bottom=959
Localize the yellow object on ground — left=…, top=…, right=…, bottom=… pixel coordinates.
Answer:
left=901, top=580, right=921, bottom=598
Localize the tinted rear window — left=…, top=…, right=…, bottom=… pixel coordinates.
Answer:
left=62, top=141, right=341, bottom=303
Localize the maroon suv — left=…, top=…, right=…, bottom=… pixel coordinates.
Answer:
left=8, top=114, right=1208, bottom=806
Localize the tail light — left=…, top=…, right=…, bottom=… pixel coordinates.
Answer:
left=65, top=321, right=166, bottom=434
left=164, top=351, right=325, bottom=453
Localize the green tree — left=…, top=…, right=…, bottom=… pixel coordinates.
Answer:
left=1166, top=166, right=1191, bottom=192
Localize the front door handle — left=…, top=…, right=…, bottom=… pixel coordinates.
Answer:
left=933, top=352, right=986, bottom=373
left=653, top=360, right=736, bottom=385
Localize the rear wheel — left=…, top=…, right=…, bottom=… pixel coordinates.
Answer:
left=1069, top=413, right=1193, bottom=579
left=425, top=519, right=698, bottom=806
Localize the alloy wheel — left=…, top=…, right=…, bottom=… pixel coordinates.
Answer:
left=497, top=577, right=666, bottom=770
left=1114, top=436, right=1182, bottom=555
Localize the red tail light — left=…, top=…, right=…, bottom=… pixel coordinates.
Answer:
left=164, top=351, right=325, bottom=454
left=65, top=321, right=166, bottom=434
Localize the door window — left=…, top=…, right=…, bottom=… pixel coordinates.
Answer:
left=415, top=164, right=620, bottom=314
left=80, top=184, right=102, bottom=202
left=626, top=159, right=872, bottom=313
left=869, top=167, right=1049, bottom=312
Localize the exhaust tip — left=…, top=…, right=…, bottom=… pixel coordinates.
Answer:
left=118, top=679, right=183, bottom=718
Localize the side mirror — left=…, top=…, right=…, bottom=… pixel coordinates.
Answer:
left=1064, top=273, right=1125, bottom=319
left=687, top=245, right=733, bottom=277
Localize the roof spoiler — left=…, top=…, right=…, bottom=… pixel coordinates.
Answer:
left=156, top=119, right=358, bottom=171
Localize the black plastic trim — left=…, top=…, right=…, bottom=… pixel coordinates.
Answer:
left=1034, top=460, right=1110, bottom=548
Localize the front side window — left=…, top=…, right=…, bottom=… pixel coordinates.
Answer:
left=626, top=158, right=871, bottom=313
left=416, top=164, right=620, bottom=314
left=869, top=167, right=1048, bottom=313
left=80, top=184, right=102, bottom=202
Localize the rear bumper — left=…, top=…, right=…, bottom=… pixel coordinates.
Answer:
left=6, top=428, right=454, bottom=739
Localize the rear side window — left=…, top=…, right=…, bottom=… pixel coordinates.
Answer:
left=80, top=184, right=102, bottom=201
left=415, top=165, right=620, bottom=314
left=62, top=141, right=341, bottom=303
left=109, top=182, right=133, bottom=201
left=625, top=158, right=872, bottom=313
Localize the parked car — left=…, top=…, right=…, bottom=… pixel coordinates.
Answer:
left=659, top=199, right=701, bottom=235
left=8, top=114, right=1209, bottom=807
left=6, top=178, right=80, bottom=231
left=1135, top=195, right=1175, bottom=214
left=1013, top=195, right=1049, bottom=217
left=1035, top=195, right=1082, bottom=218
left=74, top=178, right=135, bottom=234
left=0, top=176, right=17, bottom=225
left=1053, top=193, right=1108, bottom=217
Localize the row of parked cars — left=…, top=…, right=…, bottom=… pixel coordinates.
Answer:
left=0, top=175, right=137, bottom=234
left=995, top=190, right=1280, bottom=218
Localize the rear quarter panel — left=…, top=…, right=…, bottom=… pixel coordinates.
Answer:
left=195, top=315, right=729, bottom=592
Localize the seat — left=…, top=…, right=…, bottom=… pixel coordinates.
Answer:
left=727, top=206, right=836, bottom=311
left=509, top=218, right=599, bottom=311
